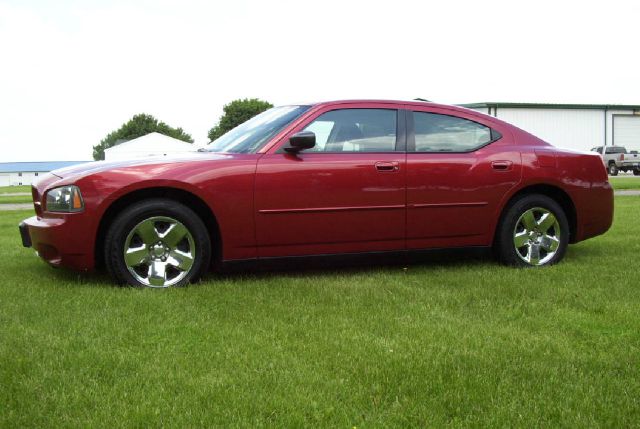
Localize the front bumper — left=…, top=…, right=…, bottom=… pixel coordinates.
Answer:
left=19, top=214, right=94, bottom=271
left=19, top=221, right=32, bottom=247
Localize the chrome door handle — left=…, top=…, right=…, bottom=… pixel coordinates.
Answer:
left=375, top=161, right=399, bottom=172
left=491, top=160, right=513, bottom=171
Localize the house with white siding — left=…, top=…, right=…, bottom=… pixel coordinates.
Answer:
left=0, top=161, right=89, bottom=187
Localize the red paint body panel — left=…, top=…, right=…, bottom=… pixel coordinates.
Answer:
left=404, top=104, right=522, bottom=249
left=255, top=152, right=406, bottom=257
left=21, top=100, right=614, bottom=272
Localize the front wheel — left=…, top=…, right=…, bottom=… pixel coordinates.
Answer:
left=495, top=194, right=569, bottom=267
left=104, top=199, right=211, bottom=287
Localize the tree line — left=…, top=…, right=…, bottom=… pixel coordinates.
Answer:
left=92, top=98, right=273, bottom=160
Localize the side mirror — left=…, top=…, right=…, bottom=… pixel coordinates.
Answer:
left=285, top=131, right=315, bottom=153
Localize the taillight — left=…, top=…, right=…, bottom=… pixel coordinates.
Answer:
left=620, top=153, right=625, bottom=161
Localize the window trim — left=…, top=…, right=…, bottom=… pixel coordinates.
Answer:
left=407, top=110, right=502, bottom=154
left=276, top=108, right=406, bottom=154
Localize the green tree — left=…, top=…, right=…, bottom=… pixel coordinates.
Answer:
left=93, top=114, right=193, bottom=161
left=207, top=98, right=273, bottom=141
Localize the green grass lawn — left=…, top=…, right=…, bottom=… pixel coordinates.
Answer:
left=1, top=199, right=639, bottom=427
left=609, top=176, right=640, bottom=190
left=0, top=195, right=32, bottom=204
left=0, top=185, right=31, bottom=204
left=0, top=185, right=31, bottom=194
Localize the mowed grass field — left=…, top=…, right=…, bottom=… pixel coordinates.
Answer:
left=0, top=185, right=31, bottom=204
left=0, top=185, right=31, bottom=193
left=1, top=198, right=640, bottom=427
left=609, top=175, right=640, bottom=190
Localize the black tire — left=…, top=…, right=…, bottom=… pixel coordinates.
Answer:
left=104, top=198, right=211, bottom=287
left=634, top=169, right=640, bottom=176
left=495, top=194, right=569, bottom=267
left=608, top=163, right=619, bottom=176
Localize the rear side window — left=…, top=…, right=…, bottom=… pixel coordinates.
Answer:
left=411, top=112, right=497, bottom=152
left=302, top=109, right=398, bottom=152
left=605, top=147, right=626, bottom=154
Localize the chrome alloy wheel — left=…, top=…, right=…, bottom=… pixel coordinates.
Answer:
left=513, top=207, right=561, bottom=266
left=123, top=216, right=195, bottom=287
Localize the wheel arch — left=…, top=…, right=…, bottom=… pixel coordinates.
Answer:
left=95, top=187, right=221, bottom=269
left=495, top=184, right=578, bottom=244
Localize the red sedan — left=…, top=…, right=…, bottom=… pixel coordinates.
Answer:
left=19, top=100, right=614, bottom=287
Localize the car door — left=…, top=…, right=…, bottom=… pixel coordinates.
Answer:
left=254, top=105, right=407, bottom=258
left=406, top=107, right=521, bottom=249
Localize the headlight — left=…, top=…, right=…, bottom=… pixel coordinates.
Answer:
left=45, top=185, right=84, bottom=212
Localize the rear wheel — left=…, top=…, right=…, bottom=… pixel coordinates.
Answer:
left=104, top=199, right=211, bottom=287
left=608, top=163, right=619, bottom=176
left=495, top=194, right=569, bottom=267
left=634, top=168, right=640, bottom=176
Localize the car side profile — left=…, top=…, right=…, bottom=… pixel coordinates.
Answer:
left=19, top=100, right=614, bottom=287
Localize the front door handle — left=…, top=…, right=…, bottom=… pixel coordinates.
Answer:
left=375, top=161, right=399, bottom=172
left=491, top=160, right=513, bottom=171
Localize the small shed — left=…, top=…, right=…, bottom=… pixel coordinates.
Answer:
left=104, top=132, right=194, bottom=161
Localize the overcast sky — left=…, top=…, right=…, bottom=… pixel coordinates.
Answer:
left=1, top=0, right=639, bottom=162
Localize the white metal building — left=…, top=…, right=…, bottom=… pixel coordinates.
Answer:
left=0, top=161, right=89, bottom=187
left=461, top=102, right=640, bottom=152
left=104, top=132, right=195, bottom=161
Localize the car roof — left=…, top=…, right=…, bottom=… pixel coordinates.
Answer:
left=309, top=99, right=464, bottom=110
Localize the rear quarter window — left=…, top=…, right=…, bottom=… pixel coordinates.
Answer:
left=411, top=112, right=498, bottom=152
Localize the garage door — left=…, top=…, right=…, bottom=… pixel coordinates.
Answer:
left=613, top=115, right=640, bottom=149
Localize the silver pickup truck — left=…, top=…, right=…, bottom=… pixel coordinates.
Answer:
left=591, top=146, right=640, bottom=176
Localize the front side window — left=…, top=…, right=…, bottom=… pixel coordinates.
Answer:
left=412, top=112, right=495, bottom=152
left=302, top=109, right=397, bottom=152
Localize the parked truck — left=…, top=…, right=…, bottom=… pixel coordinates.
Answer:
left=591, top=146, right=640, bottom=176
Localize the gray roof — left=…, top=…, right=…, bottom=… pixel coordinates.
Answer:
left=460, top=102, right=640, bottom=110
left=0, top=161, right=90, bottom=173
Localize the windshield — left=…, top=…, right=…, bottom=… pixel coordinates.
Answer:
left=205, top=105, right=310, bottom=153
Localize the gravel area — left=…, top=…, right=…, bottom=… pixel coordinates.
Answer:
left=0, top=204, right=33, bottom=211
left=0, top=192, right=30, bottom=197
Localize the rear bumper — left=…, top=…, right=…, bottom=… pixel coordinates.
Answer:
left=619, top=162, right=639, bottom=169
left=576, top=182, right=614, bottom=242
left=20, top=214, right=94, bottom=271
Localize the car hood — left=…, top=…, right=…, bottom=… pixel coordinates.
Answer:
left=51, top=152, right=231, bottom=179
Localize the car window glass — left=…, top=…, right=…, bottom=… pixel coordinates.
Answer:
left=206, top=105, right=310, bottom=153
left=304, top=120, right=334, bottom=151
left=302, top=109, right=397, bottom=152
left=412, top=112, right=493, bottom=152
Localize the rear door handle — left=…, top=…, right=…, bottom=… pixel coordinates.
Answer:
left=491, top=160, right=513, bottom=171
left=375, top=161, right=399, bottom=172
